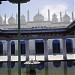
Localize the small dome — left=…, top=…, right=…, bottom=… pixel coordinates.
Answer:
left=33, top=11, right=44, bottom=22
left=8, top=16, right=16, bottom=24
left=52, top=13, right=58, bottom=23
left=21, top=15, right=26, bottom=24
left=62, top=13, right=70, bottom=22
left=52, top=13, right=57, bottom=18
left=0, top=16, right=3, bottom=24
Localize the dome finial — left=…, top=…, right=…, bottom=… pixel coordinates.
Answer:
left=38, top=9, right=39, bottom=15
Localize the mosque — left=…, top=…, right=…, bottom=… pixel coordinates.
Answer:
left=0, top=10, right=75, bottom=75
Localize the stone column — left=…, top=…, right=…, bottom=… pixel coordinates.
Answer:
left=62, top=39, right=67, bottom=59
left=25, top=40, right=30, bottom=75
left=26, top=40, right=29, bottom=61
left=44, top=39, right=48, bottom=61
left=7, top=40, right=11, bottom=75
left=62, top=39, right=67, bottom=75
left=73, top=31, right=75, bottom=54
left=44, top=62, right=48, bottom=75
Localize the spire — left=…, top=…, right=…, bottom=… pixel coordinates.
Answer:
left=60, top=12, right=62, bottom=22
left=38, top=9, right=40, bottom=15
left=48, top=9, right=50, bottom=21
left=72, top=11, right=74, bottom=21
left=16, top=13, right=18, bottom=24
left=27, top=10, right=29, bottom=22
left=4, top=14, right=6, bottom=24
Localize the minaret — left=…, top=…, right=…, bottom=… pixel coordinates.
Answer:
left=4, top=14, right=6, bottom=24
left=72, top=11, right=74, bottom=21
left=16, top=13, right=18, bottom=24
left=48, top=9, right=50, bottom=21
left=60, top=12, right=62, bottom=22
left=27, top=10, right=29, bottom=22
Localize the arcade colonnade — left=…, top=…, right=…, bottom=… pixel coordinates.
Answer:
left=0, top=38, right=74, bottom=61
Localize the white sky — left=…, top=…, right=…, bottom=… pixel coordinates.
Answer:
left=0, top=0, right=75, bottom=21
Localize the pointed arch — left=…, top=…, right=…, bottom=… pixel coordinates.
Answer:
left=21, top=41, right=26, bottom=55
left=66, top=39, right=73, bottom=53
left=52, top=40, right=60, bottom=53
left=35, top=40, right=44, bottom=54
left=11, top=41, right=15, bottom=55
left=0, top=41, right=3, bottom=55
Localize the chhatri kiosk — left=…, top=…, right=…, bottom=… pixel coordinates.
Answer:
left=0, top=10, right=75, bottom=75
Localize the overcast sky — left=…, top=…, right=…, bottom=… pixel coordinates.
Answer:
left=0, top=0, right=75, bottom=21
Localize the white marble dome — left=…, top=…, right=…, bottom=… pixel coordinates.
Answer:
left=33, top=12, right=44, bottom=22
left=8, top=16, right=16, bottom=24
left=0, top=16, right=3, bottom=24
left=52, top=13, right=57, bottom=18
left=52, top=13, right=58, bottom=23
left=21, top=15, right=26, bottom=24
left=62, top=13, right=70, bottom=22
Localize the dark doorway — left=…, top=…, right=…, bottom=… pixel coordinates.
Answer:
left=35, top=40, right=44, bottom=54
left=11, top=41, right=15, bottom=55
left=0, top=41, right=3, bottom=55
left=66, top=39, right=73, bottom=53
left=0, top=62, right=3, bottom=68
left=52, top=40, right=60, bottom=53
left=21, top=41, right=26, bottom=54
